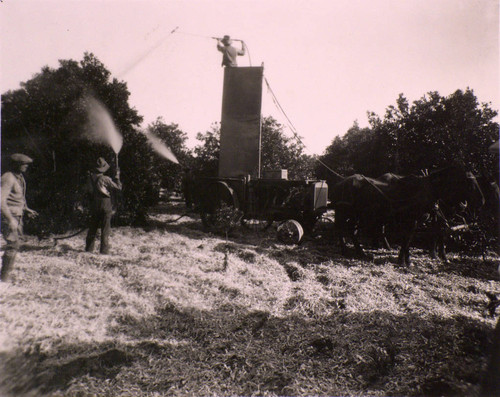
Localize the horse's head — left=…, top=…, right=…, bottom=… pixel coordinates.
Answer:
left=428, top=166, right=485, bottom=211
left=321, top=168, right=345, bottom=202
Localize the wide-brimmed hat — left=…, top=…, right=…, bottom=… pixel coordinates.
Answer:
left=222, top=35, right=232, bottom=45
left=95, top=157, right=110, bottom=173
left=10, top=153, right=33, bottom=164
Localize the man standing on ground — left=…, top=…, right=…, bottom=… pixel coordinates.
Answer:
left=1, top=153, right=38, bottom=282
left=85, top=157, right=122, bottom=255
left=217, top=35, right=246, bottom=67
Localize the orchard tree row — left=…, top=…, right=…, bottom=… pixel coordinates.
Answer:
left=1, top=53, right=313, bottom=233
left=2, top=53, right=498, bottom=234
left=316, top=90, right=498, bottom=180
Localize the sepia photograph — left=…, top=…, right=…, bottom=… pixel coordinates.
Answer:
left=1, top=0, right=499, bottom=395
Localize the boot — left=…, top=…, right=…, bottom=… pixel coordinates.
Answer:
left=85, top=241, right=95, bottom=252
left=1, top=252, right=17, bottom=281
left=85, top=233, right=96, bottom=252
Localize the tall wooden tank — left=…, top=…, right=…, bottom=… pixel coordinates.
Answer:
left=218, top=66, right=264, bottom=179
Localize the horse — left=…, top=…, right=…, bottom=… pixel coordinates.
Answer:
left=328, top=166, right=484, bottom=266
left=328, top=172, right=402, bottom=258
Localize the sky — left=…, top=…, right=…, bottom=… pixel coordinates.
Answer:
left=1, top=0, right=499, bottom=155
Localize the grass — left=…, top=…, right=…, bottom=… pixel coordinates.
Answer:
left=0, top=197, right=499, bottom=396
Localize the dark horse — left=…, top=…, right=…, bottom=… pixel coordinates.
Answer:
left=329, top=173, right=399, bottom=256
left=328, top=166, right=484, bottom=266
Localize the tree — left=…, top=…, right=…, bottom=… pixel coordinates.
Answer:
left=316, top=121, right=378, bottom=179
left=193, top=123, right=221, bottom=177
left=319, top=89, right=498, bottom=180
left=193, top=117, right=316, bottom=179
left=398, top=89, right=498, bottom=177
left=1, top=53, right=162, bottom=232
left=260, top=117, right=315, bottom=180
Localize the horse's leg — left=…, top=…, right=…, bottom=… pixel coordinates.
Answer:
left=352, top=227, right=367, bottom=258
left=336, top=219, right=366, bottom=258
left=398, top=240, right=411, bottom=266
left=428, top=215, right=447, bottom=262
left=338, top=234, right=348, bottom=256
left=397, top=223, right=409, bottom=266
left=429, top=230, right=438, bottom=259
left=437, top=231, right=448, bottom=263
left=335, top=219, right=348, bottom=256
left=398, top=220, right=417, bottom=266
left=335, top=209, right=355, bottom=257
left=431, top=214, right=448, bottom=263
left=369, top=224, right=389, bottom=249
left=397, top=246, right=407, bottom=266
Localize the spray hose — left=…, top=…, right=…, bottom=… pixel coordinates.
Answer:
left=51, top=227, right=88, bottom=246
left=43, top=210, right=195, bottom=247
left=162, top=211, right=194, bottom=223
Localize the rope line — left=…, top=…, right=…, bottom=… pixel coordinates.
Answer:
left=263, top=76, right=344, bottom=180
left=172, top=30, right=340, bottom=179
left=243, top=42, right=252, bottom=66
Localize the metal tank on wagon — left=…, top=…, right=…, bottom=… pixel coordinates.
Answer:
left=194, top=65, right=328, bottom=244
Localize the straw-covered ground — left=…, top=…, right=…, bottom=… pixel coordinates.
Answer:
left=0, top=198, right=499, bottom=396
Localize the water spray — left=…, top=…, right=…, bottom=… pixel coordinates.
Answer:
left=146, top=132, right=179, bottom=164
left=118, top=26, right=179, bottom=77
left=83, top=95, right=123, bottom=177
left=175, top=30, right=243, bottom=42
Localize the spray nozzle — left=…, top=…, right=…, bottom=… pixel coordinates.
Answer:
left=212, top=36, right=243, bottom=42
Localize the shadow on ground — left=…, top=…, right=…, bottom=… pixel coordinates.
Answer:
left=1, top=301, right=496, bottom=397
left=0, top=343, right=133, bottom=396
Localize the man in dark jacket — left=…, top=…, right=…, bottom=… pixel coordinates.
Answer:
left=1, top=153, right=38, bottom=281
left=217, top=35, right=245, bottom=67
left=85, top=157, right=122, bottom=255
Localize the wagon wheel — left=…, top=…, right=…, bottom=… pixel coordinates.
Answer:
left=240, top=217, right=274, bottom=231
left=277, top=219, right=304, bottom=245
left=310, top=210, right=335, bottom=238
left=200, top=182, right=240, bottom=230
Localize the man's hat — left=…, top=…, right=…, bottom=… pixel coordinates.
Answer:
left=95, top=157, right=110, bottom=173
left=10, top=153, right=33, bottom=164
left=222, top=35, right=232, bottom=44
